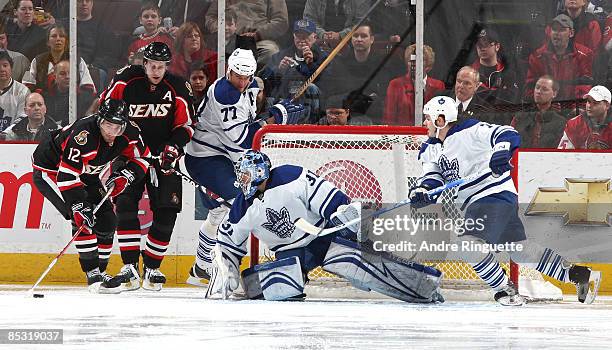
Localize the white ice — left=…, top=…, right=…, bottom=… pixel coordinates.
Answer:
left=1, top=285, right=612, bottom=350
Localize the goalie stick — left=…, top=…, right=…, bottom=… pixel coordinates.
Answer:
left=26, top=189, right=112, bottom=297
left=294, top=169, right=493, bottom=236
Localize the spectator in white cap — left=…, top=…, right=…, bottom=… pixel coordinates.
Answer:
left=558, top=85, right=612, bottom=149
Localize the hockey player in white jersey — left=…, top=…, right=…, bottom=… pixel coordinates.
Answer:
left=184, top=48, right=306, bottom=285
left=409, top=95, right=601, bottom=305
left=204, top=149, right=444, bottom=303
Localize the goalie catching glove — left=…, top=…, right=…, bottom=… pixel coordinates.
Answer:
left=105, top=167, right=136, bottom=197
left=329, top=202, right=361, bottom=239
left=269, top=100, right=305, bottom=125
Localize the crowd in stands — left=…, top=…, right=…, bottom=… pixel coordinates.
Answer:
left=0, top=0, right=610, bottom=149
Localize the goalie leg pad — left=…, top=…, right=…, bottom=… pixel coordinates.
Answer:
left=241, top=257, right=305, bottom=301
left=322, top=237, right=443, bottom=303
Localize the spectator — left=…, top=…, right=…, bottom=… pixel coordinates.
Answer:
left=5, top=0, right=47, bottom=60
left=0, top=20, right=29, bottom=81
left=22, top=24, right=96, bottom=95
left=76, top=0, right=118, bottom=91
left=188, top=61, right=208, bottom=111
left=318, top=93, right=372, bottom=126
left=303, top=0, right=370, bottom=51
left=558, top=85, right=612, bottom=149
left=263, top=19, right=326, bottom=123
left=384, top=44, right=445, bottom=126
left=0, top=49, right=29, bottom=132
left=525, top=14, right=594, bottom=102
left=439, top=66, right=494, bottom=122
left=43, top=59, right=94, bottom=126
left=205, top=0, right=289, bottom=65
left=471, top=28, right=520, bottom=105
left=133, top=0, right=211, bottom=38
left=511, top=75, right=567, bottom=148
left=369, top=0, right=414, bottom=44
left=1, top=91, right=59, bottom=141
left=168, top=21, right=217, bottom=81
left=545, top=0, right=602, bottom=54
left=323, top=23, right=395, bottom=121
left=127, top=2, right=174, bottom=63
left=223, top=8, right=238, bottom=59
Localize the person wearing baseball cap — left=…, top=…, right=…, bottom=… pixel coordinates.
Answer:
left=471, top=27, right=519, bottom=104
left=550, top=0, right=603, bottom=55
left=558, top=85, right=612, bottom=149
left=525, top=13, right=594, bottom=102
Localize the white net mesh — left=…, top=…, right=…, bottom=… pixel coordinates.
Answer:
left=252, top=125, right=543, bottom=290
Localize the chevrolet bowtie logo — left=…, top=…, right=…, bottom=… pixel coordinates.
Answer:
left=525, top=179, right=612, bottom=226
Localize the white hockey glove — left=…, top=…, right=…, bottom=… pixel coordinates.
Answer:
left=329, top=202, right=361, bottom=239
left=204, top=244, right=240, bottom=299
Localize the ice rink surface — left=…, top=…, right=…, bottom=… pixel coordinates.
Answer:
left=1, top=285, right=612, bottom=350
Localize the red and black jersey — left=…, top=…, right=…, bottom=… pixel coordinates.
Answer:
left=100, top=65, right=194, bottom=154
left=558, top=113, right=612, bottom=150
left=32, top=115, right=151, bottom=206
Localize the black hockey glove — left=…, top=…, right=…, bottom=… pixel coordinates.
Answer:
left=71, top=201, right=95, bottom=228
left=105, top=167, right=136, bottom=197
left=408, top=186, right=437, bottom=209
left=159, top=144, right=182, bottom=174
left=269, top=100, right=305, bottom=125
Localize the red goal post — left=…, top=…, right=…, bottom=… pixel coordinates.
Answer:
left=250, top=124, right=527, bottom=291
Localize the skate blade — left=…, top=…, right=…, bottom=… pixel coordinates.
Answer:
left=186, top=275, right=209, bottom=287
left=88, top=282, right=103, bottom=294
left=98, top=285, right=123, bottom=294
left=121, top=280, right=141, bottom=291
left=497, top=294, right=525, bottom=306
left=142, top=281, right=163, bottom=291
left=584, top=271, right=602, bottom=304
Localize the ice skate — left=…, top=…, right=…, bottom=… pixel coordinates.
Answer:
left=86, top=268, right=103, bottom=293
left=186, top=263, right=211, bottom=287
left=108, top=264, right=141, bottom=291
left=569, top=265, right=601, bottom=304
left=494, top=281, right=525, bottom=306
left=142, top=266, right=166, bottom=291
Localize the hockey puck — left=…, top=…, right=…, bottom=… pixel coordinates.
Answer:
left=33, top=293, right=44, bottom=298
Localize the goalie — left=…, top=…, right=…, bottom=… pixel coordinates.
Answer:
left=205, top=149, right=444, bottom=302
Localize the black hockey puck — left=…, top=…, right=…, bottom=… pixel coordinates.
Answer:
left=33, top=293, right=44, bottom=298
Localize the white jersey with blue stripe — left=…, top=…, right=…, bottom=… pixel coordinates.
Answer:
left=216, top=165, right=350, bottom=266
left=186, top=77, right=261, bottom=162
left=417, top=119, right=520, bottom=210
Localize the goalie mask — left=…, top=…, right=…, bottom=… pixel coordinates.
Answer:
left=234, top=150, right=272, bottom=199
left=423, top=96, right=458, bottom=138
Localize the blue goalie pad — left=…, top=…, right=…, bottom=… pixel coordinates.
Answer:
left=322, top=237, right=443, bottom=303
left=241, top=256, right=305, bottom=301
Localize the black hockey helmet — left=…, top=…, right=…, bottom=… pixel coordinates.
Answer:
left=143, top=42, right=172, bottom=63
left=97, top=98, right=129, bottom=131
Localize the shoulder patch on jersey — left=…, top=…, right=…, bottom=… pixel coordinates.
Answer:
left=266, top=165, right=303, bottom=190
left=214, top=78, right=241, bottom=105
left=74, top=130, right=89, bottom=145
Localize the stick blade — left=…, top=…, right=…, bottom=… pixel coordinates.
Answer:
left=293, top=218, right=321, bottom=235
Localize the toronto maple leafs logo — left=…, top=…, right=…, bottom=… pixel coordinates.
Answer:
left=261, top=207, right=295, bottom=239
left=438, top=155, right=460, bottom=181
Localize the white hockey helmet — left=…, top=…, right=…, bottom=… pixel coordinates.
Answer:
left=423, top=96, right=458, bottom=126
left=226, top=48, right=257, bottom=77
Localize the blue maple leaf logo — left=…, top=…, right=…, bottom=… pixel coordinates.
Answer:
left=438, top=155, right=460, bottom=181
left=261, top=207, right=295, bottom=239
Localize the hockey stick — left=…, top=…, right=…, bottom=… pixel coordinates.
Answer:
left=290, top=0, right=384, bottom=102
left=294, top=169, right=493, bottom=237
left=26, top=190, right=112, bottom=296
left=145, top=156, right=232, bottom=209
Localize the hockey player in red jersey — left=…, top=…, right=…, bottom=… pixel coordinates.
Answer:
left=100, top=41, right=195, bottom=291
left=31, top=99, right=151, bottom=293
left=558, top=85, right=612, bottom=149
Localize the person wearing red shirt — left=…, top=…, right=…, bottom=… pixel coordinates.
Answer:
left=383, top=44, right=444, bottom=126
left=168, top=22, right=217, bottom=82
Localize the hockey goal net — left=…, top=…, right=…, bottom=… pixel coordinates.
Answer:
left=251, top=125, right=559, bottom=297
